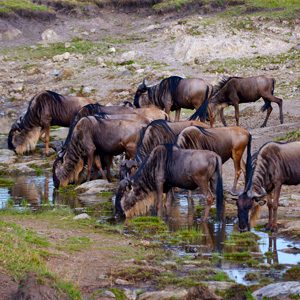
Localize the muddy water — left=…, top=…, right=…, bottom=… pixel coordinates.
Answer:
left=1, top=174, right=300, bottom=285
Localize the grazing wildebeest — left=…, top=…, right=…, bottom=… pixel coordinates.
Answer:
left=115, top=144, right=223, bottom=221
left=119, top=119, right=208, bottom=180
left=208, top=76, right=283, bottom=127
left=134, top=76, right=212, bottom=121
left=237, top=141, right=300, bottom=232
left=53, top=116, right=148, bottom=188
left=7, top=91, right=94, bottom=155
left=176, top=126, right=252, bottom=194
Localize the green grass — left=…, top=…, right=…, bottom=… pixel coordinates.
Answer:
left=153, top=0, right=196, bottom=12
left=0, top=0, right=50, bottom=14
left=1, top=38, right=110, bottom=61
left=204, top=48, right=300, bottom=73
left=0, top=219, right=82, bottom=299
left=275, top=130, right=300, bottom=142
left=0, top=177, right=14, bottom=187
left=283, top=266, right=300, bottom=280
left=57, top=236, right=92, bottom=252
left=224, top=251, right=252, bottom=261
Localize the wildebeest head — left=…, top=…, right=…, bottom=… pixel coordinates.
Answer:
left=8, top=116, right=41, bottom=155
left=115, top=177, right=155, bottom=218
left=52, top=151, right=84, bottom=189
left=134, top=79, right=149, bottom=108
left=237, top=188, right=267, bottom=232
left=119, top=159, right=138, bottom=180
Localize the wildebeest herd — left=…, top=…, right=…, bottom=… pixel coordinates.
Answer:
left=7, top=75, right=300, bottom=232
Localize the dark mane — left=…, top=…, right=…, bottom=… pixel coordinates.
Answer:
left=135, top=119, right=176, bottom=162
left=45, top=90, right=64, bottom=103
left=176, top=126, right=216, bottom=152
left=212, top=77, right=240, bottom=96
left=133, top=145, right=168, bottom=193
left=62, top=103, right=104, bottom=150
left=245, top=140, right=289, bottom=192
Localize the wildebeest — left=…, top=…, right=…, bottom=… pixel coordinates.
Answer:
left=237, top=141, right=300, bottom=232
left=134, top=76, right=212, bottom=121
left=135, top=119, right=208, bottom=162
left=176, top=126, right=252, bottom=194
left=53, top=116, right=148, bottom=188
left=208, top=76, right=283, bottom=127
left=115, top=144, right=223, bottom=221
left=7, top=91, right=94, bottom=155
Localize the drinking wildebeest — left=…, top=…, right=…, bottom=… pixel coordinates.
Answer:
left=119, top=119, right=208, bottom=179
left=115, top=144, right=223, bottom=221
left=237, top=141, right=300, bottom=232
left=7, top=91, right=94, bottom=155
left=208, top=76, right=283, bottom=127
left=53, top=116, right=148, bottom=188
left=176, top=126, right=252, bottom=194
left=134, top=76, right=212, bottom=121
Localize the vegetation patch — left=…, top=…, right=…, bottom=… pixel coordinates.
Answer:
left=0, top=177, right=14, bottom=187
left=224, top=251, right=252, bottom=261
left=283, top=266, right=300, bottom=280
left=57, top=236, right=92, bottom=252
left=0, top=0, right=51, bottom=15
left=225, top=231, right=260, bottom=247
left=0, top=219, right=81, bottom=298
left=125, top=216, right=168, bottom=238
left=275, top=130, right=300, bottom=142
left=223, top=283, right=254, bottom=300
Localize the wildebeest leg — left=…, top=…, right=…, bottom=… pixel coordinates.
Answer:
left=104, top=156, right=113, bottom=182
left=86, top=152, right=94, bottom=182
left=234, top=104, right=240, bottom=126
left=175, top=109, right=181, bottom=122
left=270, top=96, right=283, bottom=124
left=261, top=100, right=273, bottom=127
left=44, top=126, right=50, bottom=156
left=219, top=108, right=227, bottom=127
left=266, top=192, right=274, bottom=231
left=156, top=184, right=164, bottom=217
left=125, top=142, right=136, bottom=159
left=231, top=149, right=244, bottom=194
left=94, top=155, right=106, bottom=180
left=271, top=185, right=282, bottom=232
left=203, top=189, right=214, bottom=222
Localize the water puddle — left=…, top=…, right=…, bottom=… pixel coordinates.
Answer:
left=1, top=174, right=300, bottom=285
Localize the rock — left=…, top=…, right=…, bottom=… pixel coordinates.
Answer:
left=82, top=86, right=92, bottom=94
left=138, top=289, right=188, bottom=300
left=73, top=213, right=91, bottom=220
left=75, top=179, right=116, bottom=195
left=203, top=281, right=235, bottom=292
left=109, top=47, right=116, bottom=53
left=96, top=57, right=104, bottom=64
left=280, top=220, right=300, bottom=233
left=0, top=149, right=17, bottom=164
left=124, top=288, right=137, bottom=300
left=291, top=194, right=300, bottom=201
left=102, top=290, right=116, bottom=298
left=90, top=28, right=96, bottom=33
left=10, top=83, right=24, bottom=93
left=64, top=42, right=71, bottom=48
left=115, top=278, right=132, bottom=285
left=253, top=281, right=300, bottom=299
left=56, top=68, right=74, bottom=80
left=52, top=52, right=71, bottom=62
left=279, top=198, right=290, bottom=207
left=119, top=51, right=136, bottom=63
left=26, top=67, right=41, bottom=76
left=186, top=285, right=221, bottom=300
left=11, top=272, right=66, bottom=300
left=1, top=28, right=22, bottom=41
left=280, top=247, right=300, bottom=254
left=51, top=69, right=60, bottom=77
left=41, top=29, right=59, bottom=43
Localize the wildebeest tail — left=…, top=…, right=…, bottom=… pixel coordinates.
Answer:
left=271, top=78, right=275, bottom=95
left=260, top=101, right=271, bottom=112
left=215, top=156, right=224, bottom=221
left=245, top=133, right=252, bottom=189
left=188, top=87, right=209, bottom=121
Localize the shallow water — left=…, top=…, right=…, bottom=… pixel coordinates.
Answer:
left=1, top=174, right=300, bottom=285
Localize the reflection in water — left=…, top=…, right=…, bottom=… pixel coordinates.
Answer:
left=0, top=175, right=299, bottom=282
left=6, top=175, right=53, bottom=208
